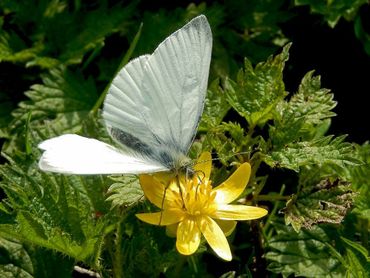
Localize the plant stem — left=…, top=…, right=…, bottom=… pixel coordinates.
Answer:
left=112, top=211, right=127, bottom=278
left=263, top=184, right=286, bottom=237
left=255, top=194, right=290, bottom=201
left=250, top=220, right=267, bottom=278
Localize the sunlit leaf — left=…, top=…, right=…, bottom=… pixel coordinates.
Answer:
left=266, top=223, right=346, bottom=277
left=270, top=71, right=337, bottom=148
left=283, top=177, right=356, bottom=232
left=264, top=135, right=361, bottom=171
left=106, top=176, right=144, bottom=209
left=224, top=44, right=290, bottom=127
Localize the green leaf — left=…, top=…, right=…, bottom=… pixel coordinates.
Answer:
left=224, top=43, right=290, bottom=127
left=266, top=223, right=346, bottom=277
left=354, top=15, right=370, bottom=56
left=0, top=147, right=110, bottom=265
left=294, top=0, right=368, bottom=27
left=341, top=237, right=370, bottom=277
left=0, top=237, right=33, bottom=277
left=264, top=135, right=361, bottom=171
left=0, top=236, right=75, bottom=278
left=282, top=176, right=357, bottom=232
left=0, top=31, right=42, bottom=64
left=106, top=176, right=144, bottom=209
left=0, top=92, right=13, bottom=130
left=270, top=71, right=337, bottom=148
left=0, top=1, right=135, bottom=68
left=11, top=66, right=97, bottom=131
left=346, top=142, right=370, bottom=220
left=199, top=79, right=231, bottom=131
left=202, top=122, right=249, bottom=166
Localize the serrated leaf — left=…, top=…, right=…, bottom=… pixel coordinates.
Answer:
left=0, top=237, right=33, bottom=277
left=199, top=79, right=231, bottom=130
left=283, top=177, right=356, bottom=232
left=340, top=237, right=370, bottom=278
left=0, top=2, right=134, bottom=68
left=10, top=66, right=97, bottom=131
left=202, top=121, right=248, bottom=166
left=0, top=236, right=75, bottom=278
left=294, top=0, right=367, bottom=27
left=346, top=142, right=370, bottom=220
left=106, top=176, right=143, bottom=209
left=266, top=223, right=346, bottom=277
left=0, top=142, right=110, bottom=264
left=264, top=135, right=361, bottom=171
left=0, top=30, right=42, bottom=64
left=270, top=71, right=337, bottom=147
left=224, top=44, right=290, bottom=127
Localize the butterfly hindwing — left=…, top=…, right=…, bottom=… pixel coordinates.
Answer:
left=38, top=134, right=167, bottom=174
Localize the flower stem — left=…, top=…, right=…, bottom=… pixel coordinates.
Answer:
left=112, top=218, right=124, bottom=278
left=250, top=220, right=267, bottom=278
left=254, top=194, right=289, bottom=201
left=263, top=184, right=286, bottom=237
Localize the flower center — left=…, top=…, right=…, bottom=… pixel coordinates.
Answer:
left=171, top=176, right=217, bottom=216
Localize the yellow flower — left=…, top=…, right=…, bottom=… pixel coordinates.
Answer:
left=136, top=152, right=268, bottom=261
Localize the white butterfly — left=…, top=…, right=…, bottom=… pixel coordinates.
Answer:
left=38, top=15, right=212, bottom=175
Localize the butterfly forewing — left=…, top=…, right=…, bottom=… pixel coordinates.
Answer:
left=103, top=15, right=212, bottom=169
left=39, top=15, right=212, bottom=175
left=141, top=15, right=212, bottom=155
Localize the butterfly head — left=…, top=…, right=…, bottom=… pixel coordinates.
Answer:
left=173, top=155, right=194, bottom=178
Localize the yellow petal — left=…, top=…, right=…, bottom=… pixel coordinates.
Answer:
left=176, top=218, right=201, bottom=255
left=193, top=152, right=212, bottom=184
left=139, top=174, right=178, bottom=209
left=139, top=175, right=166, bottom=208
left=213, top=204, right=268, bottom=220
left=213, top=163, right=251, bottom=204
left=136, top=210, right=183, bottom=226
left=198, top=216, right=232, bottom=261
left=215, top=219, right=237, bottom=237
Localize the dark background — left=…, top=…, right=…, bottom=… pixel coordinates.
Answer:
left=283, top=5, right=370, bottom=144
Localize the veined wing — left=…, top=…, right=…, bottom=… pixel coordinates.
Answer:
left=103, top=55, right=162, bottom=156
left=103, top=15, right=212, bottom=169
left=141, top=15, right=212, bottom=154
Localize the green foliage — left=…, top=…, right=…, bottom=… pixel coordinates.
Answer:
left=266, top=223, right=346, bottom=277
left=355, top=15, right=370, bottom=56
left=269, top=71, right=337, bottom=148
left=0, top=237, right=33, bottom=277
left=295, top=0, right=368, bottom=27
left=11, top=66, right=98, bottom=131
left=224, top=44, right=289, bottom=127
left=283, top=175, right=356, bottom=232
left=266, top=222, right=370, bottom=278
left=347, top=142, right=370, bottom=220
left=0, top=152, right=111, bottom=265
left=264, top=135, right=360, bottom=171
left=0, top=1, right=368, bottom=277
left=106, top=176, right=144, bottom=209
left=0, top=0, right=134, bottom=68
left=199, top=79, right=231, bottom=131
